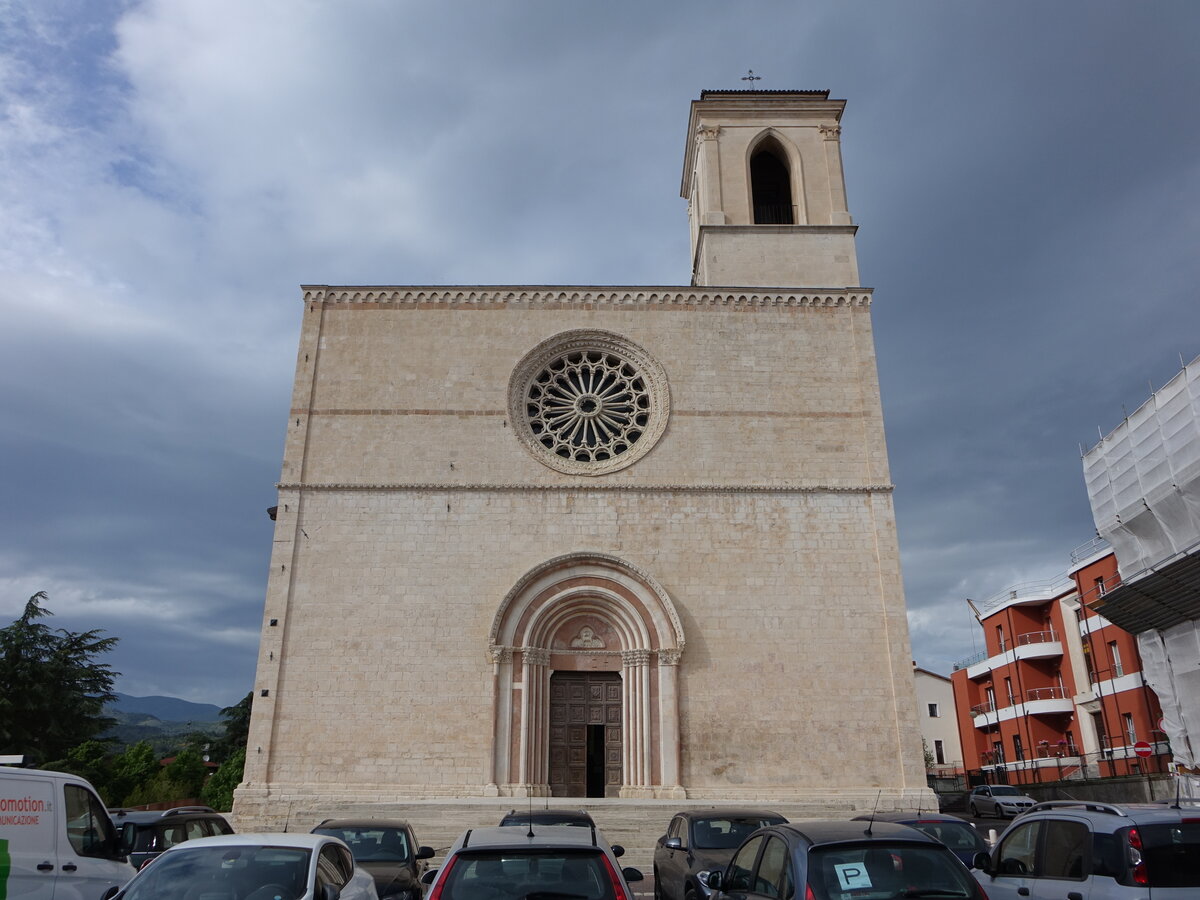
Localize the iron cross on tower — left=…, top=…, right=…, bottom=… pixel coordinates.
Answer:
left=741, top=69, right=762, bottom=86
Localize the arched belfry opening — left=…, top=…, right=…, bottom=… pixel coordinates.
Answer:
left=486, top=553, right=686, bottom=799
left=750, top=136, right=795, bottom=224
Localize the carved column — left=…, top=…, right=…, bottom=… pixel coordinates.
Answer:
left=487, top=646, right=513, bottom=792
left=521, top=647, right=551, bottom=794
left=658, top=648, right=682, bottom=790
left=696, top=125, right=725, bottom=224
left=622, top=649, right=652, bottom=788
left=820, top=123, right=852, bottom=225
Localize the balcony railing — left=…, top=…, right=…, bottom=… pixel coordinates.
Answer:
left=1017, top=630, right=1059, bottom=646
left=1026, top=686, right=1068, bottom=701
left=970, top=701, right=996, bottom=717
left=953, top=650, right=987, bottom=671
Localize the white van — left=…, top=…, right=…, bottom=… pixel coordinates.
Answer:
left=1, top=765, right=135, bottom=899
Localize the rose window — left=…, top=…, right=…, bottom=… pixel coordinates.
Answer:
left=509, top=331, right=669, bottom=475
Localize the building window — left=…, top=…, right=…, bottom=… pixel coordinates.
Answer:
left=985, top=686, right=996, bottom=711
left=750, top=138, right=794, bottom=224
left=1108, top=640, right=1124, bottom=678
left=1123, top=713, right=1136, bottom=745
left=1013, top=734, right=1024, bottom=761
left=1094, top=575, right=1107, bottom=597
left=928, top=703, right=939, bottom=718
left=934, top=739, right=945, bottom=765
left=996, top=624, right=1006, bottom=652
left=1004, top=677, right=1015, bottom=705
left=509, top=330, right=670, bottom=476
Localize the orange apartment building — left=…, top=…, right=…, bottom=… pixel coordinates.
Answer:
left=950, top=539, right=1168, bottom=785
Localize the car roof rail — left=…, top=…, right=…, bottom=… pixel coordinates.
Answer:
left=162, top=805, right=217, bottom=816
left=1026, top=800, right=1128, bottom=816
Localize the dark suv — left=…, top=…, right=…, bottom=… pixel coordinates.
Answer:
left=312, top=818, right=436, bottom=900
left=653, top=808, right=787, bottom=900
left=110, top=805, right=233, bottom=869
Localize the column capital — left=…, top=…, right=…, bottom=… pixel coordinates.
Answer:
left=622, top=648, right=652, bottom=667
left=523, top=647, right=551, bottom=666
left=658, top=648, right=682, bottom=666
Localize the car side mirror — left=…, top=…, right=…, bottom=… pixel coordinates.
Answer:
left=664, top=836, right=682, bottom=850
left=421, top=869, right=438, bottom=885
left=704, top=870, right=724, bottom=891
left=611, top=844, right=625, bottom=858
left=416, top=846, right=435, bottom=860
left=623, top=866, right=644, bottom=883
left=971, top=851, right=992, bottom=873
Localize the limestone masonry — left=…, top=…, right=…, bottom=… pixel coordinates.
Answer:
left=235, top=90, right=932, bottom=827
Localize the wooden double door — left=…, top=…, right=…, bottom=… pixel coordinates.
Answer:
left=548, top=671, right=622, bottom=797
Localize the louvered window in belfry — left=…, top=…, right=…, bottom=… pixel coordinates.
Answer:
left=751, top=141, right=793, bottom=224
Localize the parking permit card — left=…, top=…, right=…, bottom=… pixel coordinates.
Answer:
left=834, top=862, right=872, bottom=890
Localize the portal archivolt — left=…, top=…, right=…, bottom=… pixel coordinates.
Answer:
left=487, top=553, right=686, bottom=798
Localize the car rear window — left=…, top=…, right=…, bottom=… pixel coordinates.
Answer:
left=908, top=821, right=987, bottom=853
left=806, top=843, right=980, bottom=900
left=440, top=850, right=615, bottom=900
left=692, top=815, right=786, bottom=850
left=122, top=845, right=311, bottom=900
left=1140, top=823, right=1200, bottom=887
left=313, top=826, right=411, bottom=861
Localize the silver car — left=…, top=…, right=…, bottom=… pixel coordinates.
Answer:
left=974, top=799, right=1200, bottom=900
left=967, top=784, right=1036, bottom=818
left=113, top=832, right=379, bottom=900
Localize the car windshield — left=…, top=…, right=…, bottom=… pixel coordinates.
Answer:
left=693, top=816, right=785, bottom=850
left=988, top=786, right=1021, bottom=796
left=1140, top=823, right=1200, bottom=887
left=907, top=822, right=987, bottom=853
left=806, top=843, right=979, bottom=900
left=313, top=826, right=411, bottom=861
left=439, top=849, right=616, bottom=900
left=122, top=845, right=311, bottom=900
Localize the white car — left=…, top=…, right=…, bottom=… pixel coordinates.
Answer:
left=112, top=832, right=379, bottom=900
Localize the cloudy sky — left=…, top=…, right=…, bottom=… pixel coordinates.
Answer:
left=2, top=1, right=1198, bottom=708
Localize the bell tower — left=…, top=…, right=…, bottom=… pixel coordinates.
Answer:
left=681, top=90, right=859, bottom=288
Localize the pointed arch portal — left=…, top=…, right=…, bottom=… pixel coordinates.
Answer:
left=487, top=553, right=686, bottom=798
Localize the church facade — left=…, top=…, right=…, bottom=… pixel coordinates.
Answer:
left=235, top=90, right=930, bottom=822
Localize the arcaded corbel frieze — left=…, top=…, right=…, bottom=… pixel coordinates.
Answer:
left=298, top=286, right=873, bottom=309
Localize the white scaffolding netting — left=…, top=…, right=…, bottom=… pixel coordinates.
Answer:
left=1085, top=355, right=1200, bottom=774
left=1084, top=356, right=1200, bottom=576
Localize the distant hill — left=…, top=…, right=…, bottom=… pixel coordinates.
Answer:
left=102, top=693, right=227, bottom=753
left=110, top=692, right=224, bottom=723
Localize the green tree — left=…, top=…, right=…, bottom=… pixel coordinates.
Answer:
left=210, top=692, right=252, bottom=762
left=110, top=741, right=160, bottom=806
left=0, top=592, right=119, bottom=764
left=201, top=747, right=245, bottom=811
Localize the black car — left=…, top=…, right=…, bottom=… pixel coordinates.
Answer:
left=109, top=805, right=234, bottom=869
left=704, top=820, right=987, bottom=900
left=653, top=808, right=787, bottom=900
left=850, top=811, right=988, bottom=868
left=312, top=817, right=435, bottom=900
left=499, top=807, right=595, bottom=828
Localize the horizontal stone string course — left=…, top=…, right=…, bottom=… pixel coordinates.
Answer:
left=275, top=482, right=895, bottom=494
left=289, top=408, right=866, bottom=419
left=300, top=286, right=874, bottom=308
